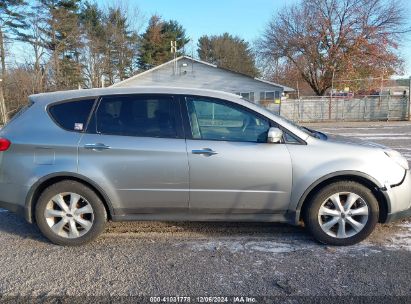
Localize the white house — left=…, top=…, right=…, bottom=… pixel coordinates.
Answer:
left=111, top=56, right=294, bottom=106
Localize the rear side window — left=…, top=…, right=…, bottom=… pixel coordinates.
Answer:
left=92, top=95, right=178, bottom=138
left=49, top=99, right=95, bottom=131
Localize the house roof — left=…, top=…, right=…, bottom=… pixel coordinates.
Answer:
left=28, top=86, right=242, bottom=104
left=111, top=56, right=295, bottom=92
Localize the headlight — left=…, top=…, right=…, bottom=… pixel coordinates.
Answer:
left=384, top=149, right=409, bottom=170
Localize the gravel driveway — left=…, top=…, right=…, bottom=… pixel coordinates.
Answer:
left=0, top=121, right=410, bottom=302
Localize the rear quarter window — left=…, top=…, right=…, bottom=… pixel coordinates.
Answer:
left=49, top=99, right=95, bottom=132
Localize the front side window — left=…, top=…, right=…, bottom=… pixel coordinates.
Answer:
left=186, top=97, right=270, bottom=143
left=94, top=95, right=178, bottom=138
left=49, top=99, right=95, bottom=131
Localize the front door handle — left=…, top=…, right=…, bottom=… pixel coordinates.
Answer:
left=192, top=148, right=218, bottom=156
left=84, top=143, right=111, bottom=151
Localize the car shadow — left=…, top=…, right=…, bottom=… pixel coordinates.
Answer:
left=105, top=220, right=313, bottom=241
left=0, top=210, right=313, bottom=244
left=0, top=211, right=49, bottom=244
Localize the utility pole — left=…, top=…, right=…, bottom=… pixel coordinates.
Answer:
left=329, top=70, right=335, bottom=120
left=0, top=29, right=7, bottom=126
left=408, top=76, right=411, bottom=121
left=191, top=38, right=194, bottom=74
left=170, top=41, right=177, bottom=75
left=379, top=74, right=384, bottom=105
left=0, top=78, right=6, bottom=126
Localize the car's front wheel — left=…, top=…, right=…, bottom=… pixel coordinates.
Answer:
left=35, top=181, right=107, bottom=246
left=304, top=181, right=379, bottom=246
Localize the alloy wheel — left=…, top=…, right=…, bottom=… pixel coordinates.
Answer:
left=318, top=192, right=369, bottom=238
left=44, top=192, right=94, bottom=239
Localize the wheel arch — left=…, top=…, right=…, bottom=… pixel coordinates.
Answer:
left=293, top=171, right=390, bottom=225
left=25, top=172, right=114, bottom=223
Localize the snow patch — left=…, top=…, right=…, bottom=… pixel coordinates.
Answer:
left=386, top=221, right=411, bottom=251
left=189, top=241, right=244, bottom=253
left=386, top=233, right=411, bottom=251
left=330, top=133, right=409, bottom=137
left=186, top=240, right=314, bottom=254
left=334, top=242, right=381, bottom=255
left=351, top=136, right=411, bottom=140
left=397, top=222, right=411, bottom=229
left=245, top=241, right=304, bottom=253
left=319, top=126, right=400, bottom=131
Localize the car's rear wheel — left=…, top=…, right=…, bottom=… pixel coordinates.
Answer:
left=303, top=181, right=379, bottom=246
left=35, top=181, right=107, bottom=246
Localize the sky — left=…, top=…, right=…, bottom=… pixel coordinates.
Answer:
left=95, top=0, right=411, bottom=77
left=13, top=0, right=411, bottom=77
left=112, top=0, right=296, bottom=43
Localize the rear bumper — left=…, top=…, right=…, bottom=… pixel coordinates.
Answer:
left=384, top=169, right=411, bottom=223
left=0, top=183, right=29, bottom=220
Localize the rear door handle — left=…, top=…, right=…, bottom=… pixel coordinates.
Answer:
left=192, top=148, right=218, bottom=156
left=84, top=143, right=111, bottom=151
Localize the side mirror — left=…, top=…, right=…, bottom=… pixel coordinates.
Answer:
left=267, top=127, right=283, bottom=143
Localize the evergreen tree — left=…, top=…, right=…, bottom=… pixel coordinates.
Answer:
left=21, top=1, right=49, bottom=93
left=104, top=7, right=139, bottom=83
left=197, top=33, right=259, bottom=77
left=138, top=15, right=189, bottom=71
left=79, top=1, right=106, bottom=87
left=40, top=0, right=83, bottom=90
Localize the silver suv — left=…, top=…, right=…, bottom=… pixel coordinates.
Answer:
left=0, top=87, right=410, bottom=246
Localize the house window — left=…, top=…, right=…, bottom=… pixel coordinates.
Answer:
left=235, top=92, right=255, bottom=102
left=260, top=91, right=281, bottom=104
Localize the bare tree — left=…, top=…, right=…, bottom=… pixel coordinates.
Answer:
left=0, top=0, right=28, bottom=124
left=257, top=0, right=410, bottom=95
left=3, top=64, right=36, bottom=116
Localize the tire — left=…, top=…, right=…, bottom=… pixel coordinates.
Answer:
left=35, top=180, right=107, bottom=246
left=303, top=181, right=379, bottom=246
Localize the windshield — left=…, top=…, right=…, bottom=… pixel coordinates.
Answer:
left=248, top=100, right=312, bottom=134
left=240, top=97, right=326, bottom=139
left=275, top=115, right=317, bottom=137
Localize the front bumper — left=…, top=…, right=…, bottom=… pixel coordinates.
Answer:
left=386, top=207, right=411, bottom=222
left=384, top=169, right=411, bottom=223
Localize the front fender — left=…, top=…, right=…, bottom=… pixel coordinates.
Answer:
left=286, top=170, right=390, bottom=225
